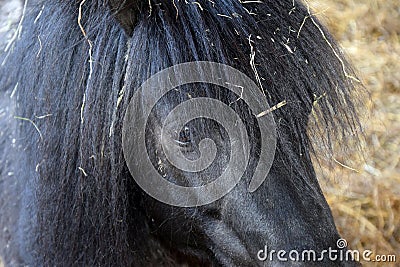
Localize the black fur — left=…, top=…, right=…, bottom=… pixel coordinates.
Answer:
left=0, top=0, right=362, bottom=266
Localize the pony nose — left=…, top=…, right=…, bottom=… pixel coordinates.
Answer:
left=201, top=217, right=263, bottom=266
left=200, top=192, right=269, bottom=265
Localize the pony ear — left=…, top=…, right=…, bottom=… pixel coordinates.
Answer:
left=109, top=0, right=140, bottom=36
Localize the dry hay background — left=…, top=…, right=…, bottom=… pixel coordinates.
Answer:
left=0, top=0, right=399, bottom=266
left=308, top=0, right=400, bottom=266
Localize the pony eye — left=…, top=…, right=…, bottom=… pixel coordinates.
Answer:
left=176, top=126, right=192, bottom=146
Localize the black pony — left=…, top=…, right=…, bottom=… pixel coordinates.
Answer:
left=0, top=0, right=362, bottom=266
